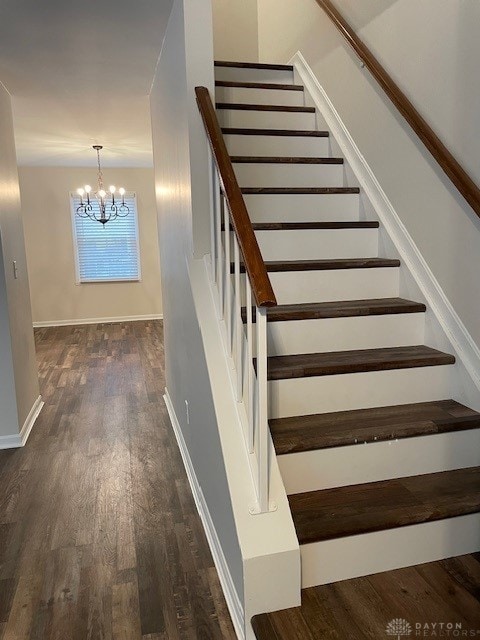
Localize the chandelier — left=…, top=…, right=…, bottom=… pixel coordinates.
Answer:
left=76, top=145, right=130, bottom=225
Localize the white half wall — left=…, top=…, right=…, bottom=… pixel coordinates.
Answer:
left=0, top=81, right=40, bottom=440
left=257, top=0, right=480, bottom=349
left=150, top=0, right=245, bottom=625
left=19, top=167, right=162, bottom=326
left=150, top=1, right=300, bottom=636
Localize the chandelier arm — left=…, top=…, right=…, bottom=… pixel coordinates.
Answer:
left=76, top=203, right=96, bottom=220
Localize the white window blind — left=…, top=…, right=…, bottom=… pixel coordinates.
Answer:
left=71, top=192, right=140, bottom=283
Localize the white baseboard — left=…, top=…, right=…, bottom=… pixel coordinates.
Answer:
left=33, top=314, right=163, bottom=328
left=291, top=50, right=480, bottom=395
left=163, top=389, right=245, bottom=639
left=0, top=395, right=44, bottom=449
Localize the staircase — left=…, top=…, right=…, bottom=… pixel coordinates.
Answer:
left=213, top=59, right=480, bottom=623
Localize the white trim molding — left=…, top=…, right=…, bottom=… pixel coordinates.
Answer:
left=0, top=395, right=44, bottom=449
left=163, top=389, right=245, bottom=639
left=33, top=314, right=163, bottom=328
left=291, top=50, right=480, bottom=396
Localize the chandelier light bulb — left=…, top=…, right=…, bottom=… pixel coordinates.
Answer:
left=77, top=188, right=85, bottom=196
left=109, top=185, right=116, bottom=194
left=84, top=185, right=92, bottom=193
left=98, top=189, right=106, bottom=199
left=119, top=187, right=125, bottom=196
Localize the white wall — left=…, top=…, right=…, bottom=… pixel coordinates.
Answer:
left=19, top=167, right=162, bottom=325
left=150, top=0, right=244, bottom=609
left=257, top=0, right=480, bottom=347
left=0, top=82, right=39, bottom=437
left=151, top=4, right=300, bottom=634
left=212, top=0, right=259, bottom=62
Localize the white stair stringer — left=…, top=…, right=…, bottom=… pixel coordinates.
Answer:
left=300, top=512, right=480, bottom=587
left=279, top=428, right=480, bottom=494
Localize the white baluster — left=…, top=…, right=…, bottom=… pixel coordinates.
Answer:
left=256, top=306, right=269, bottom=513
left=223, top=204, right=232, bottom=355
left=233, top=235, right=243, bottom=401
left=217, top=193, right=224, bottom=319
left=246, top=279, right=254, bottom=453
left=211, top=163, right=219, bottom=283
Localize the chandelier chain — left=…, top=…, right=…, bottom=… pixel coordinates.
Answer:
left=96, top=147, right=104, bottom=191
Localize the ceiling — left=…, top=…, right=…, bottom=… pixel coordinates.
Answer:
left=0, top=0, right=174, bottom=167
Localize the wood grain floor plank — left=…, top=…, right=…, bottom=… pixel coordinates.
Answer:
left=253, top=555, right=480, bottom=639
left=0, top=321, right=235, bottom=639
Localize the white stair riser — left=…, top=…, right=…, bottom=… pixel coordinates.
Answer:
left=279, top=429, right=480, bottom=494
left=233, top=163, right=344, bottom=188
left=268, top=268, right=399, bottom=305
left=216, top=86, right=304, bottom=106
left=256, top=228, right=378, bottom=261
left=224, top=134, right=330, bottom=158
left=269, top=366, right=453, bottom=418
left=300, top=513, right=480, bottom=587
left=214, top=67, right=294, bottom=84
left=217, top=109, right=316, bottom=131
left=267, top=313, right=424, bottom=356
left=243, top=194, right=359, bottom=222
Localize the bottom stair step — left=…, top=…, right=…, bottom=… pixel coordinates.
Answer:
left=288, top=466, right=480, bottom=545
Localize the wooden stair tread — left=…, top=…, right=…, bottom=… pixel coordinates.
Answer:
left=215, top=80, right=303, bottom=91
left=214, top=60, right=294, bottom=71
left=288, top=466, right=480, bottom=544
left=270, top=400, right=480, bottom=454
left=231, top=156, right=343, bottom=164
left=222, top=128, right=329, bottom=137
left=254, top=258, right=399, bottom=273
left=266, top=345, right=455, bottom=380
left=241, top=297, right=425, bottom=322
left=216, top=102, right=315, bottom=113
left=241, top=187, right=360, bottom=194
left=236, top=257, right=399, bottom=274
left=224, top=221, right=379, bottom=232
left=237, top=257, right=400, bottom=273
left=250, top=221, right=379, bottom=230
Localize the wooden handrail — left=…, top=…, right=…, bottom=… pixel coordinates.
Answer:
left=195, top=86, right=277, bottom=307
left=316, top=0, right=480, bottom=219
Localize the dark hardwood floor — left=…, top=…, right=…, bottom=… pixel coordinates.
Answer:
left=3, top=320, right=480, bottom=640
left=253, top=555, right=480, bottom=639
left=0, top=321, right=236, bottom=640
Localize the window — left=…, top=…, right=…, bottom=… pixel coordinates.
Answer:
left=71, top=192, right=141, bottom=283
